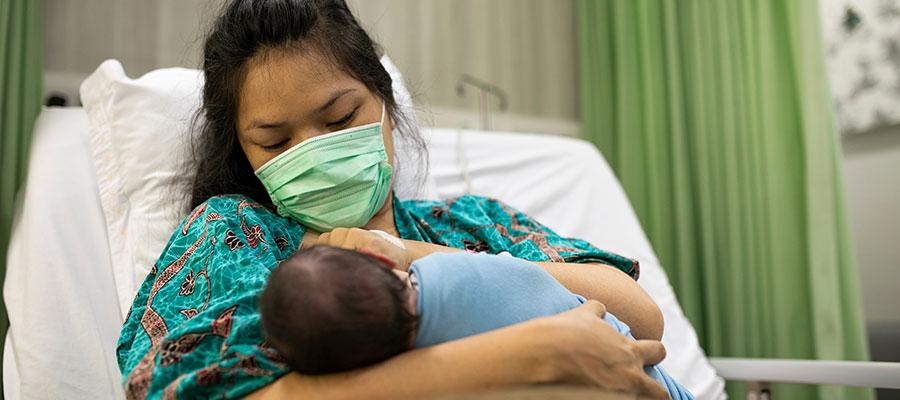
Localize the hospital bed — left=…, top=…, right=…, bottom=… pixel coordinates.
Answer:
left=4, top=59, right=899, bottom=400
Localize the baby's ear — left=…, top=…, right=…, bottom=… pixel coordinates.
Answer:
left=358, top=247, right=397, bottom=269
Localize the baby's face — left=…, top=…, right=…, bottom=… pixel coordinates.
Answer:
left=391, top=269, right=418, bottom=317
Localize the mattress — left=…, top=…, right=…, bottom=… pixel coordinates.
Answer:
left=3, top=109, right=723, bottom=399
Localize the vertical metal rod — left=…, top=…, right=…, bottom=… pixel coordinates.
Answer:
left=457, top=74, right=506, bottom=131
left=479, top=90, right=491, bottom=130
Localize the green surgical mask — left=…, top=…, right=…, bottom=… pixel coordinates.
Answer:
left=254, top=103, right=392, bottom=232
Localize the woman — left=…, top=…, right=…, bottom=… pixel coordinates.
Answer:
left=116, top=0, right=668, bottom=399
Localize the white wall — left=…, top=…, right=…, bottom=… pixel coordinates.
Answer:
left=840, top=124, right=900, bottom=363
left=346, top=0, right=578, bottom=122
left=820, top=0, right=900, bottom=366
left=43, top=0, right=218, bottom=102
left=841, top=125, right=900, bottom=324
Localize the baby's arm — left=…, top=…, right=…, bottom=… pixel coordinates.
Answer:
left=311, top=228, right=661, bottom=339
left=398, top=236, right=662, bottom=340
left=537, top=261, right=663, bottom=341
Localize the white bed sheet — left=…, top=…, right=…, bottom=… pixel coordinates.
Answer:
left=3, top=108, right=125, bottom=399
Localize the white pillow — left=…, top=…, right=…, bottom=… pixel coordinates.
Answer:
left=425, top=129, right=726, bottom=399
left=80, top=57, right=435, bottom=319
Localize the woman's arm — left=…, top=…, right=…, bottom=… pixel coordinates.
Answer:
left=536, top=262, right=663, bottom=341
left=247, top=301, right=669, bottom=400
left=247, top=318, right=551, bottom=400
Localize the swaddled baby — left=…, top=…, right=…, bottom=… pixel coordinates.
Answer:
left=259, top=245, right=693, bottom=400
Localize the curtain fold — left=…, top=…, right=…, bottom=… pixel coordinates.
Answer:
left=1, top=0, right=44, bottom=394
left=577, top=1, right=871, bottom=399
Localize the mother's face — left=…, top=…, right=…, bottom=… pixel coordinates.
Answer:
left=236, top=49, right=395, bottom=171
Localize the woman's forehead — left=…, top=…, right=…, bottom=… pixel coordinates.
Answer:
left=237, top=50, right=364, bottom=122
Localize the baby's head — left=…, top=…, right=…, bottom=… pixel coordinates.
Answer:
left=259, top=245, right=418, bottom=374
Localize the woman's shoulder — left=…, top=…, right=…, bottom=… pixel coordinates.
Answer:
left=119, top=193, right=301, bottom=399
left=193, top=194, right=270, bottom=215
left=398, top=194, right=511, bottom=215
left=397, top=194, right=531, bottom=232
left=178, top=194, right=302, bottom=240
left=187, top=195, right=281, bottom=222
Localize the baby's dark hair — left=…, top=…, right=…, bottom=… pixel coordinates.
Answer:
left=259, top=245, right=418, bottom=374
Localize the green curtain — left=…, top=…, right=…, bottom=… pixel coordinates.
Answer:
left=1, top=0, right=43, bottom=395
left=577, top=1, right=871, bottom=399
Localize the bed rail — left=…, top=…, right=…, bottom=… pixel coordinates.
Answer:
left=709, top=358, right=900, bottom=399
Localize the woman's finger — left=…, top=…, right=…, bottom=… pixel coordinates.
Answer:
left=318, top=228, right=349, bottom=247
left=580, top=299, right=607, bottom=319
left=299, top=231, right=320, bottom=250
left=316, top=231, right=331, bottom=246
left=632, top=340, right=666, bottom=366
left=329, top=228, right=350, bottom=246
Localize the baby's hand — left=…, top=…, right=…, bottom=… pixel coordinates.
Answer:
left=316, top=228, right=412, bottom=270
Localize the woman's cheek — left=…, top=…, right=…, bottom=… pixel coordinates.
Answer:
left=383, top=118, right=396, bottom=167
left=238, top=139, right=266, bottom=171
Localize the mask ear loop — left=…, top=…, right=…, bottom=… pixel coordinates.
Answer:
left=379, top=101, right=386, bottom=126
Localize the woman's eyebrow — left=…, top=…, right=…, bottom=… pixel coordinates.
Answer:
left=244, top=88, right=357, bottom=133
left=247, top=121, right=287, bottom=131
left=317, top=88, right=356, bottom=113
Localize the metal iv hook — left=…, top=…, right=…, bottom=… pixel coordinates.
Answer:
left=456, top=74, right=508, bottom=131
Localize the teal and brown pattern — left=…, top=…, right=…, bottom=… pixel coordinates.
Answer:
left=117, top=194, right=637, bottom=399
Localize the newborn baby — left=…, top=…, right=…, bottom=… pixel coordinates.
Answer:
left=259, top=245, right=692, bottom=400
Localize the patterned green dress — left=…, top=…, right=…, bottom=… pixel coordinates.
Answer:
left=117, top=194, right=639, bottom=399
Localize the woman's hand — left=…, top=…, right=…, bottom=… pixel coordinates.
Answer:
left=535, top=299, right=669, bottom=399
left=315, top=227, right=413, bottom=270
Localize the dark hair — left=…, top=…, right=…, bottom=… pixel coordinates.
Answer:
left=259, top=246, right=418, bottom=374
left=188, top=0, right=424, bottom=210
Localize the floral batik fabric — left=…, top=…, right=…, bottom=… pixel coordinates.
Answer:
left=117, top=194, right=639, bottom=399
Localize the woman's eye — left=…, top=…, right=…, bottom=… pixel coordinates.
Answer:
left=326, top=107, right=358, bottom=129
left=262, top=139, right=289, bottom=151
